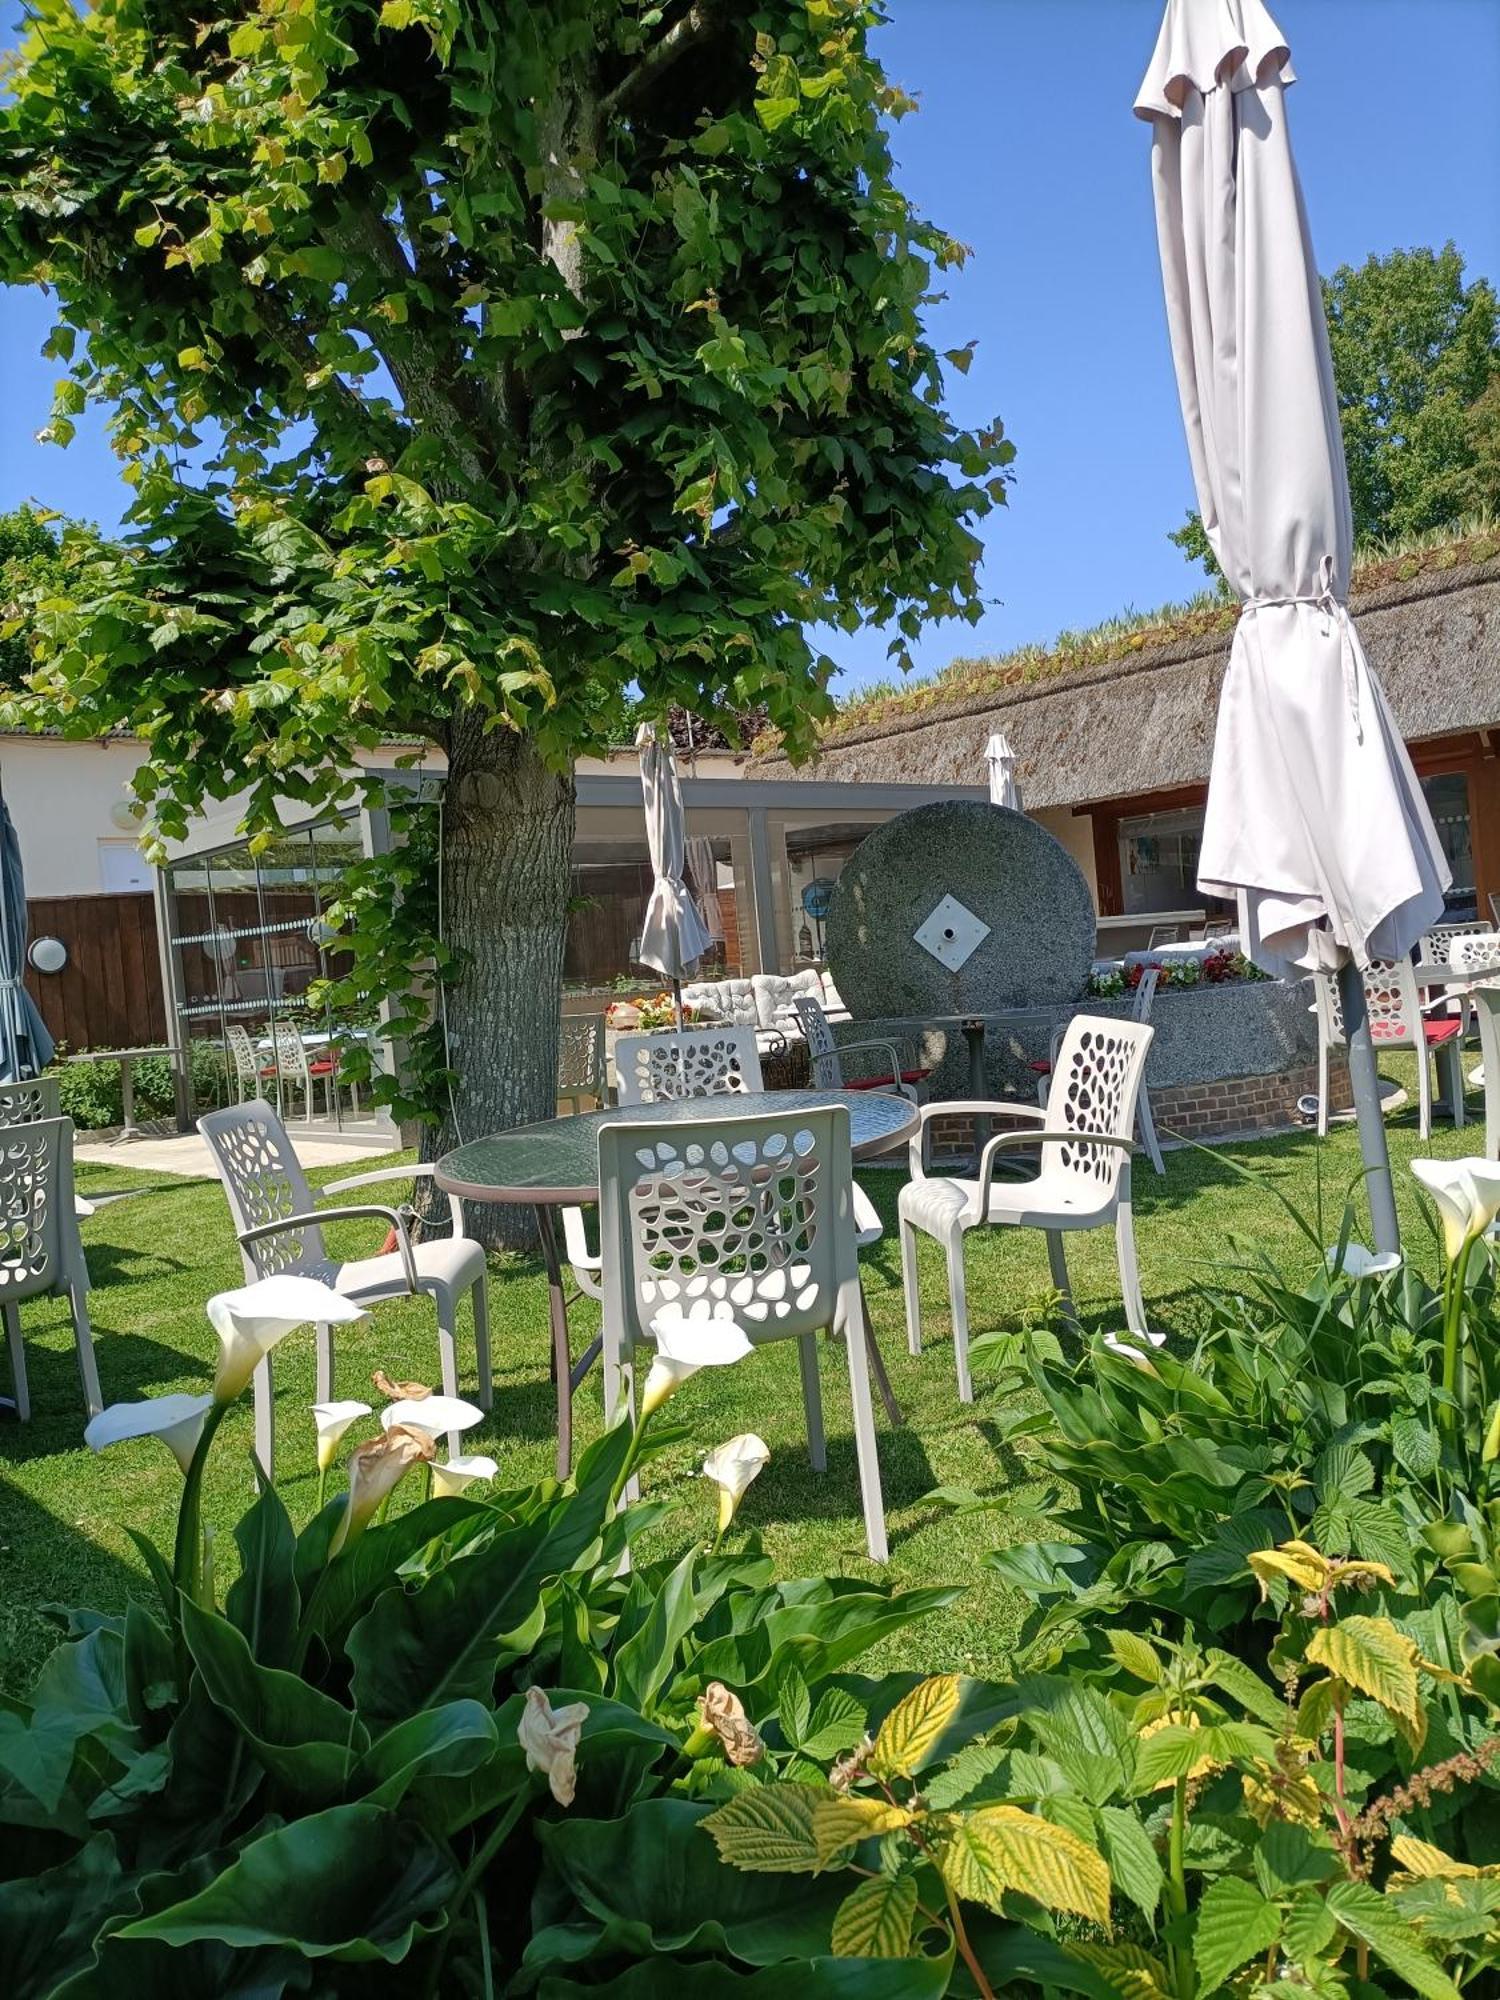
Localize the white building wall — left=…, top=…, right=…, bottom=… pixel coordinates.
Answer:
left=0, top=736, right=151, bottom=898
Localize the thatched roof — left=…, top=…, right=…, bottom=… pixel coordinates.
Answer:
left=757, top=552, right=1500, bottom=809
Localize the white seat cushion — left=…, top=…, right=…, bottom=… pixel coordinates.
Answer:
left=752, top=967, right=826, bottom=1030
left=310, top=1233, right=487, bottom=1307
left=681, top=977, right=759, bottom=1028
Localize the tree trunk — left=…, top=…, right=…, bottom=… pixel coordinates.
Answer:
left=421, top=719, right=575, bottom=1250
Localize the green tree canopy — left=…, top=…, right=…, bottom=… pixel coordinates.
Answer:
left=1171, top=242, right=1500, bottom=582
left=0, top=0, right=1011, bottom=1202
left=0, top=504, right=71, bottom=691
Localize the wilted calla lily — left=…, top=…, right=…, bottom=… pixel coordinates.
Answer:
left=331, top=1423, right=435, bottom=1554
left=701, top=1433, right=770, bottom=1535
left=84, top=1392, right=215, bottom=1476
left=518, top=1686, right=589, bottom=1806
left=207, top=1275, right=366, bottom=1404
left=1411, top=1159, right=1500, bottom=1263
left=696, top=1681, right=764, bottom=1767
left=1324, top=1243, right=1403, bottom=1281
left=641, top=1310, right=755, bottom=1415
left=431, top=1454, right=499, bottom=1499
left=379, top=1395, right=485, bottom=1438
left=372, top=1368, right=430, bottom=1402
left=313, top=1400, right=372, bottom=1472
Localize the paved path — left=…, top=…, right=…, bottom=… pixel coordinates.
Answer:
left=75, top=1124, right=399, bottom=1178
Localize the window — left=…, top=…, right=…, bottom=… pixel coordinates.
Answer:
left=97, top=839, right=153, bottom=893
left=1421, top=772, right=1477, bottom=921
left=1116, top=806, right=1208, bottom=917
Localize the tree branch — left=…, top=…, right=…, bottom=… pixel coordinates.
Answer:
left=601, top=2, right=722, bottom=119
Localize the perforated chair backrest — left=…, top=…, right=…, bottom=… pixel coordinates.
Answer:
left=1362, top=957, right=1422, bottom=1046
left=614, top=1028, right=763, bottom=1106
left=225, top=1024, right=261, bottom=1085
left=558, top=1015, right=604, bottom=1097
left=269, top=1019, right=312, bottom=1085
left=598, top=1104, right=857, bottom=1356
left=1130, top=965, right=1161, bottom=1025
left=1312, top=968, right=1346, bottom=1049
left=791, top=996, right=841, bottom=1088
left=1421, top=921, right=1494, bottom=961
left=1038, top=1015, right=1154, bottom=1194
left=0, top=1076, right=61, bottom=1128
left=0, top=1115, right=70, bottom=1304
left=1444, top=931, right=1500, bottom=978
left=197, top=1098, right=324, bottom=1281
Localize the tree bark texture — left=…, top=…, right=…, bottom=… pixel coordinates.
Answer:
left=422, top=720, right=575, bottom=1250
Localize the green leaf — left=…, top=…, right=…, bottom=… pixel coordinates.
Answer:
left=777, top=1662, right=812, bottom=1747
left=534, top=1955, right=950, bottom=1998
left=868, top=1673, right=962, bottom=1777
left=119, top=1803, right=456, bottom=1961
left=934, top=1805, right=1111, bottom=1924
left=1104, top=1630, right=1163, bottom=1684
left=799, top=1686, right=866, bottom=1760
left=610, top=1547, right=700, bottom=1717
left=1391, top=1411, right=1441, bottom=1479
left=225, top=1474, right=299, bottom=1668
left=1133, top=1720, right=1274, bottom=1791
left=0, top=1832, right=134, bottom=1995
left=1282, top=1887, right=1337, bottom=1965
left=1254, top=1820, right=1336, bottom=1898
left=703, top=1782, right=824, bottom=1874
left=925, top=1742, right=1009, bottom=1811
left=354, top=1699, right=496, bottom=1808
left=1326, top=1878, right=1464, bottom=2000
left=1305, top=1616, right=1421, bottom=1734
left=830, top=1872, right=918, bottom=1958
left=1192, top=1876, right=1281, bottom=1990
left=809, top=1794, right=912, bottom=1866
left=1203, top=1648, right=1288, bottom=1728
left=1096, top=1804, right=1164, bottom=1920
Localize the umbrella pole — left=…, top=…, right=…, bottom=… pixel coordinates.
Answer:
left=1336, top=959, right=1401, bottom=1256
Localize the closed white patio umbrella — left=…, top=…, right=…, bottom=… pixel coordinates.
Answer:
left=635, top=721, right=712, bottom=1023
left=985, top=731, right=1022, bottom=812
left=1137, top=0, right=1449, bottom=1251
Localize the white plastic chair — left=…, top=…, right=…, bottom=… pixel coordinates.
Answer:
left=1035, top=970, right=1164, bottom=1176
left=558, top=1015, right=605, bottom=1114
left=225, top=1024, right=262, bottom=1104
left=0, top=1116, right=101, bottom=1422
left=898, top=1016, right=1154, bottom=1401
left=1310, top=968, right=1346, bottom=1138
left=613, top=1026, right=762, bottom=1106
left=598, top=1103, right=891, bottom=1560
left=1362, top=956, right=1465, bottom=1140
left=1470, top=988, right=1500, bottom=1162
left=1146, top=925, right=1180, bottom=949
left=791, top=996, right=929, bottom=1107
left=198, top=1099, right=489, bottom=1470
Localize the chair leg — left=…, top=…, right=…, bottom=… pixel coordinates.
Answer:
left=1446, top=1042, right=1466, bottom=1130
left=314, top=1322, right=334, bottom=1405
left=1046, top=1230, right=1077, bottom=1327
left=1417, top=1043, right=1433, bottom=1141
left=1116, top=1200, right=1149, bottom=1338
left=1317, top=1039, right=1330, bottom=1137
left=1136, top=1086, right=1166, bottom=1177
left=435, top=1294, right=462, bottom=1457
left=70, top=1283, right=102, bottom=1417
left=4, top=1301, right=30, bottom=1422
left=253, top=1352, right=274, bottom=1481
left=798, top=1333, right=826, bottom=1472
left=843, top=1297, right=889, bottom=1563
left=899, top=1217, right=922, bottom=1356
left=858, top=1277, right=903, bottom=1427
left=944, top=1233, right=972, bottom=1405
left=471, top=1275, right=492, bottom=1411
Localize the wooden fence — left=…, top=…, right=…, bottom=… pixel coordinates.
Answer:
left=23, top=893, right=167, bottom=1052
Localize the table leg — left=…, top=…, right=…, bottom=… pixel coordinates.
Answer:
left=119, top=1059, right=139, bottom=1141
left=534, top=1205, right=574, bottom=1480
left=964, top=1021, right=990, bottom=1163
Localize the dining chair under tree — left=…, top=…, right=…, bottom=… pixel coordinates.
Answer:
left=0, top=1115, right=101, bottom=1423
left=1362, top=955, right=1466, bottom=1140
left=198, top=1098, right=490, bottom=1470
left=225, top=1025, right=263, bottom=1104
left=898, top=1016, right=1155, bottom=1402
left=1031, top=968, right=1165, bottom=1176
left=597, top=1102, right=892, bottom=1560
left=557, top=1014, right=605, bottom=1114
left=564, top=1025, right=902, bottom=1423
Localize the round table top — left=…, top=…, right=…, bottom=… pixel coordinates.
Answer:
left=435, top=1088, right=918, bottom=1205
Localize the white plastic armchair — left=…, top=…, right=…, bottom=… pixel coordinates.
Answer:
left=198, top=1099, right=490, bottom=1471
left=790, top=996, right=925, bottom=1105
left=898, top=1017, right=1155, bottom=1401
left=1363, top=955, right=1466, bottom=1139
left=1034, top=969, right=1164, bottom=1174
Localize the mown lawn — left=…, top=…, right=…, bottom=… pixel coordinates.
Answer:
left=0, top=1053, right=1476, bottom=1692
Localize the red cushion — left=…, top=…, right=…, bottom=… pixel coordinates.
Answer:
left=842, top=1069, right=931, bottom=1090
left=1423, top=1018, right=1462, bottom=1046
left=1029, top=1060, right=1052, bottom=1075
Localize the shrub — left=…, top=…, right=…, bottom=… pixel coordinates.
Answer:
left=48, top=1038, right=229, bottom=1129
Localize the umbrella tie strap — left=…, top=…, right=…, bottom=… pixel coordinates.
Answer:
left=1243, top=557, right=1361, bottom=743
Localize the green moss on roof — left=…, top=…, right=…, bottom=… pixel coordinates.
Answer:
left=755, top=520, right=1500, bottom=755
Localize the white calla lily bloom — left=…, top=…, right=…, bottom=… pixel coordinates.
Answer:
left=518, top=1686, right=589, bottom=1806
left=1411, top=1159, right=1500, bottom=1263
left=379, top=1395, right=485, bottom=1438
left=84, top=1392, right=215, bottom=1476
left=641, top=1310, right=755, bottom=1415
left=1324, top=1243, right=1403, bottom=1281
left=431, top=1454, right=499, bottom=1498
left=207, top=1275, right=366, bottom=1404
left=313, top=1400, right=372, bottom=1472
left=701, top=1433, right=770, bottom=1534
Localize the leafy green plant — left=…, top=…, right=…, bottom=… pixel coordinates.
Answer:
left=49, top=1040, right=228, bottom=1129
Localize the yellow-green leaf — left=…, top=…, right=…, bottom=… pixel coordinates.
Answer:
left=1389, top=1835, right=1480, bottom=1880
left=702, top=1783, right=822, bottom=1874
left=1065, top=1941, right=1172, bottom=1999
left=830, top=1871, right=918, bottom=1958
left=1305, top=1616, right=1422, bottom=1742
left=810, top=1794, right=913, bottom=1867
left=1105, top=1631, right=1163, bottom=1684
left=934, top=1805, right=1111, bottom=1926
left=1247, top=1541, right=1328, bottom=1596
left=868, top=1674, right=962, bottom=1778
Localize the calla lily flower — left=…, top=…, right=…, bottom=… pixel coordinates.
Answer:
left=641, top=1310, right=755, bottom=1415
left=696, top=1681, right=764, bottom=1767
left=1324, top=1243, right=1403, bottom=1281
left=207, top=1275, right=366, bottom=1404
left=313, top=1400, right=372, bottom=1472
left=1411, top=1159, right=1500, bottom=1263
left=518, top=1686, right=589, bottom=1806
left=84, top=1392, right=215, bottom=1476
left=372, top=1368, right=431, bottom=1402
left=431, top=1454, right=499, bottom=1498
left=1102, top=1329, right=1167, bottom=1366
left=379, top=1395, right=485, bottom=1438
left=331, top=1423, right=435, bottom=1554
left=701, top=1433, right=770, bottom=1534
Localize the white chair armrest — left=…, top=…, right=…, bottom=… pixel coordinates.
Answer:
left=561, top=1204, right=603, bottom=1301
left=322, top=1162, right=465, bottom=1237
left=908, top=1098, right=1046, bottom=1176
left=240, top=1204, right=420, bottom=1291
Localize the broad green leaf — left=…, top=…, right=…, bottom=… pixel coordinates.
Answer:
left=353, top=1699, right=496, bottom=1808
left=810, top=1794, right=912, bottom=1866
left=799, top=1686, right=865, bottom=1760
left=868, top=1673, right=961, bottom=1777
left=924, top=1742, right=1009, bottom=1811
left=934, top=1805, right=1111, bottom=1924
left=535, top=1954, right=950, bottom=1997
left=1133, top=1719, right=1274, bottom=1792
left=1254, top=1820, right=1336, bottom=1898
left=1326, top=1878, right=1464, bottom=2000
left=1104, top=1631, right=1163, bottom=1684
left=1063, top=1940, right=1174, bottom=1999
left=1192, top=1876, right=1281, bottom=1989
left=225, top=1475, right=299, bottom=1668
left=703, top=1783, right=824, bottom=1874
left=1096, top=1805, right=1163, bottom=1920
left=0, top=1707, right=85, bottom=1812
left=776, top=1662, right=812, bottom=1748
left=610, top=1547, right=699, bottom=1717
left=1203, top=1648, right=1288, bottom=1727
left=1391, top=1411, right=1441, bottom=1479
left=0, top=1832, right=134, bottom=1996
left=1282, top=1887, right=1337, bottom=1965
left=118, top=1803, right=456, bottom=1962
left=1305, top=1616, right=1422, bottom=1735
left=829, top=1872, right=918, bottom=1958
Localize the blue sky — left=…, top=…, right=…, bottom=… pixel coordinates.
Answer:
left=2, top=0, right=1498, bottom=696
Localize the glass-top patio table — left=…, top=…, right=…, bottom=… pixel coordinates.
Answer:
left=436, top=1088, right=918, bottom=1476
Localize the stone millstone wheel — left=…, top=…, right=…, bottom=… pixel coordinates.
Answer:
left=824, top=799, right=1096, bottom=1018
